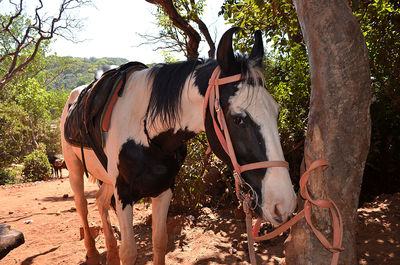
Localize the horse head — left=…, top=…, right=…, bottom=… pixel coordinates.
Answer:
left=203, top=28, right=297, bottom=225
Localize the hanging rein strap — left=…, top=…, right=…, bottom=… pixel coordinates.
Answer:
left=252, top=159, right=344, bottom=265
left=204, top=66, right=344, bottom=265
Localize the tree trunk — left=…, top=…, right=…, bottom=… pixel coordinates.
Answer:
left=28, top=119, right=39, bottom=150
left=285, top=1, right=372, bottom=264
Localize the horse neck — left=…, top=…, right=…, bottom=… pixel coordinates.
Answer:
left=139, top=72, right=205, bottom=153
left=174, top=76, right=206, bottom=135
left=176, top=60, right=219, bottom=136
left=142, top=82, right=203, bottom=154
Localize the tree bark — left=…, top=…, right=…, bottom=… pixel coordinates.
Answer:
left=285, top=1, right=372, bottom=264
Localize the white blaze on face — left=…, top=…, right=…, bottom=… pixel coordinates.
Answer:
left=229, top=80, right=297, bottom=225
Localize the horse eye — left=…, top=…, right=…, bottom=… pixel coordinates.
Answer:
left=233, top=116, right=245, bottom=126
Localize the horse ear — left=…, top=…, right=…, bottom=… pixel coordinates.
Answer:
left=217, top=27, right=240, bottom=75
left=249, top=30, right=264, bottom=68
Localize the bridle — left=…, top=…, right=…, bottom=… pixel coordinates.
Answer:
left=203, top=66, right=289, bottom=208
left=203, top=66, right=344, bottom=265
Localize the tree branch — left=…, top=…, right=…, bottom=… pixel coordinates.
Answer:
left=146, top=0, right=201, bottom=59
left=0, top=0, right=91, bottom=90
left=193, top=17, right=215, bottom=58
left=188, top=0, right=215, bottom=58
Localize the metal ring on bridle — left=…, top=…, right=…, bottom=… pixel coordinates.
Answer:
left=214, top=98, right=221, bottom=112
left=239, top=181, right=259, bottom=211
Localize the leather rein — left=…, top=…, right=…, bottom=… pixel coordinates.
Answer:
left=203, top=66, right=344, bottom=265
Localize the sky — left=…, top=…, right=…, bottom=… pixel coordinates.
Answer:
left=31, top=0, right=230, bottom=64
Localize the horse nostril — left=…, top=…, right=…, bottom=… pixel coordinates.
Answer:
left=288, top=214, right=294, bottom=221
left=273, top=216, right=283, bottom=223
left=273, top=204, right=284, bottom=223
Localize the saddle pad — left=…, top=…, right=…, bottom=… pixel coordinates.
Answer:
left=64, top=61, right=147, bottom=168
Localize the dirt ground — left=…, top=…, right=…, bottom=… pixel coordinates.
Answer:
left=1, top=171, right=399, bottom=265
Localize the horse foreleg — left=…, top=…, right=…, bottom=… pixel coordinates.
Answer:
left=96, top=183, right=119, bottom=265
left=68, top=164, right=100, bottom=265
left=115, top=190, right=137, bottom=265
left=151, top=189, right=173, bottom=265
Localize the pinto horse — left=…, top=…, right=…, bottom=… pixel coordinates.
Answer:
left=60, top=28, right=296, bottom=265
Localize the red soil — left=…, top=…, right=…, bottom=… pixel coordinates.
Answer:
left=1, top=171, right=399, bottom=264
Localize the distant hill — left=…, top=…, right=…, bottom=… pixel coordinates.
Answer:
left=47, top=57, right=129, bottom=91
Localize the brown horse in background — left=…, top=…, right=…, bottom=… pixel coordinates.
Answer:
left=47, top=156, right=65, bottom=178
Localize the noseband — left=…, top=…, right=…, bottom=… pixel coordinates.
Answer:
left=203, top=66, right=289, bottom=210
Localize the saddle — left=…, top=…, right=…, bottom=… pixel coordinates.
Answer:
left=64, top=61, right=148, bottom=169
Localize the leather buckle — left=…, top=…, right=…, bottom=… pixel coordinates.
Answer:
left=214, top=98, right=221, bottom=112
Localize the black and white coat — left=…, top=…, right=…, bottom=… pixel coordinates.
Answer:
left=60, top=28, right=296, bottom=265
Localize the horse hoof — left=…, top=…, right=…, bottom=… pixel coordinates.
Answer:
left=86, top=254, right=101, bottom=265
left=106, top=250, right=120, bottom=265
left=107, top=257, right=120, bottom=265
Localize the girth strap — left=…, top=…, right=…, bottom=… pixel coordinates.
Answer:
left=79, top=62, right=147, bottom=177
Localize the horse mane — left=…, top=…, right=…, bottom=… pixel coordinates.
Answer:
left=195, top=54, right=265, bottom=103
left=233, top=53, right=265, bottom=88
left=146, top=59, right=204, bottom=127
left=145, top=54, right=265, bottom=128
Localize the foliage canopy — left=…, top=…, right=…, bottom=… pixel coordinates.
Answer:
left=221, top=0, right=400, bottom=197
